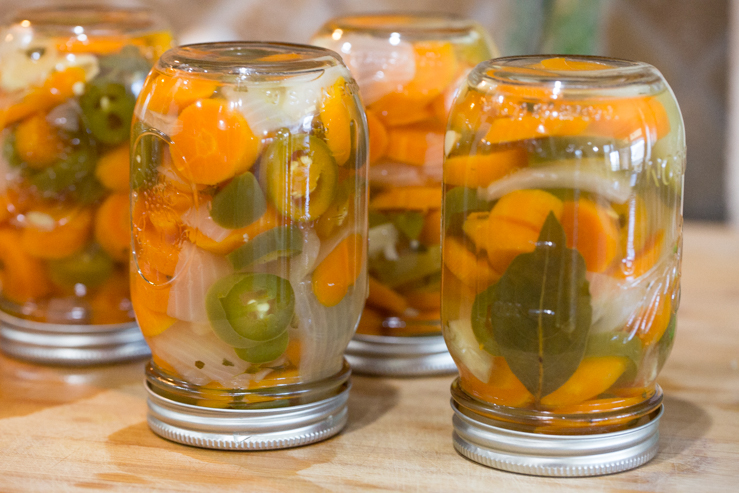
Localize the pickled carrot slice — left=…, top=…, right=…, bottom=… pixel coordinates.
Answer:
left=443, top=237, right=500, bottom=292
left=370, top=186, right=442, bottom=212
left=13, top=113, right=65, bottom=168
left=460, top=359, right=535, bottom=408
left=561, top=198, right=620, bottom=273
left=366, top=109, right=388, bottom=164
left=1, top=67, right=87, bottom=128
left=462, top=212, right=489, bottom=248
left=140, top=72, right=218, bottom=115
left=95, top=144, right=130, bottom=192
left=484, top=113, right=589, bottom=145
left=537, top=57, right=612, bottom=71
left=21, top=207, right=93, bottom=260
left=366, top=276, right=408, bottom=315
left=311, top=233, right=362, bottom=307
left=89, top=272, right=133, bottom=325
left=170, top=99, right=258, bottom=185
left=634, top=291, right=672, bottom=346
left=614, top=229, right=665, bottom=280
left=320, top=77, right=352, bottom=165
left=586, top=96, right=671, bottom=141
left=444, top=150, right=527, bottom=188
left=187, top=204, right=284, bottom=255
left=356, top=307, right=385, bottom=336
left=403, top=290, right=441, bottom=311
left=0, top=227, right=52, bottom=303
left=540, top=357, right=629, bottom=408
left=385, top=121, right=445, bottom=167
left=419, top=209, right=442, bottom=246
left=94, top=193, right=130, bottom=262
left=369, top=92, right=437, bottom=127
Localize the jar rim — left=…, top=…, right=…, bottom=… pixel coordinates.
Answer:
left=476, top=55, right=665, bottom=92
left=321, top=12, right=481, bottom=37
left=5, top=5, right=167, bottom=36
left=159, top=41, right=344, bottom=77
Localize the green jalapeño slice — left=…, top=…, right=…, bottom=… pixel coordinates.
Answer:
left=206, top=273, right=295, bottom=347
left=263, top=133, right=338, bottom=222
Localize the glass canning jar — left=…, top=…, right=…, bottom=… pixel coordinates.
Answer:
left=0, top=5, right=173, bottom=365
left=442, top=56, right=685, bottom=475
left=312, top=13, right=498, bottom=376
left=132, top=42, right=368, bottom=450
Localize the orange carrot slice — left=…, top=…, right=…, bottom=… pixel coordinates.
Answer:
left=366, top=276, right=408, bottom=315
left=484, top=113, right=589, bottom=145
left=366, top=109, right=388, bottom=164
left=419, top=209, right=442, bottom=246
left=95, top=193, right=131, bottom=262
left=561, top=198, right=620, bottom=273
left=312, top=233, right=363, bottom=307
left=586, top=96, right=670, bottom=141
left=1, top=67, right=87, bottom=128
left=95, top=144, right=130, bottom=192
left=403, top=290, right=441, bottom=311
left=170, top=99, right=258, bottom=185
left=356, top=307, right=385, bottom=336
left=370, top=186, right=442, bottom=212
left=444, top=149, right=528, bottom=188
left=385, top=121, right=445, bottom=166
left=21, top=207, right=93, bottom=259
left=140, top=71, right=218, bottom=115
left=13, top=113, right=65, bottom=168
left=541, top=357, right=629, bottom=408
left=537, top=57, right=612, bottom=71
left=460, top=359, right=534, bottom=408
left=0, top=227, right=52, bottom=303
left=320, top=77, right=352, bottom=165
left=443, top=237, right=500, bottom=292
left=634, top=291, right=673, bottom=346
left=614, top=229, right=665, bottom=280
left=187, top=204, right=284, bottom=255
left=131, top=279, right=176, bottom=337
left=89, top=272, right=134, bottom=325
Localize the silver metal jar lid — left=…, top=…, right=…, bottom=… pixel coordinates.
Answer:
left=0, top=311, right=149, bottom=366
left=452, top=399, right=663, bottom=477
left=346, top=333, right=457, bottom=377
left=146, top=381, right=350, bottom=450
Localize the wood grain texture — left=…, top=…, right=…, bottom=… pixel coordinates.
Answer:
left=0, top=222, right=737, bottom=492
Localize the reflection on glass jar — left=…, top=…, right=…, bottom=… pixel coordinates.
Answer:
left=443, top=56, right=685, bottom=476
left=0, top=6, right=173, bottom=365
left=132, top=42, right=368, bottom=450
left=312, top=13, right=498, bottom=376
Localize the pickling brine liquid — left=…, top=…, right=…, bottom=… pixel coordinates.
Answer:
left=0, top=7, right=172, bottom=326
left=132, top=43, right=367, bottom=408
left=313, top=14, right=497, bottom=337
left=442, top=56, right=685, bottom=432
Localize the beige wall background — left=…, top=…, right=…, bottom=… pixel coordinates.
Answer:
left=1, top=0, right=729, bottom=222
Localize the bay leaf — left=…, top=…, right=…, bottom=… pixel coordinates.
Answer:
left=483, top=212, right=592, bottom=401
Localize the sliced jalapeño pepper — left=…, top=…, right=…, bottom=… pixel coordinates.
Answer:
left=234, top=331, right=289, bottom=364
left=227, top=225, right=303, bottom=271
left=47, top=245, right=114, bottom=289
left=210, top=171, right=267, bottom=229
left=263, top=133, right=337, bottom=222
left=206, top=273, right=294, bottom=346
left=80, top=80, right=136, bottom=145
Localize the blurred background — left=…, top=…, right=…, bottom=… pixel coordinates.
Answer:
left=1, top=0, right=730, bottom=223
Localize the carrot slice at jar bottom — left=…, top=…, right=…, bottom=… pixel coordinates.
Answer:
left=95, top=144, right=131, bottom=192
left=320, top=77, right=352, bottom=165
left=356, top=307, right=385, bottom=336
left=385, top=122, right=445, bottom=167
left=540, top=356, right=629, bottom=408
left=21, top=207, right=93, bottom=260
left=419, top=209, right=441, bottom=246
left=460, top=359, right=534, bottom=408
left=0, top=228, right=52, bottom=303
left=403, top=290, right=440, bottom=311
left=484, top=114, right=589, bottom=145
left=366, top=109, right=388, bottom=164
left=14, top=113, right=65, bottom=168
left=366, top=276, right=408, bottom=315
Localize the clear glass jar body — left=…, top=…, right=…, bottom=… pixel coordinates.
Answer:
left=0, top=6, right=173, bottom=327
left=312, top=14, right=497, bottom=339
left=132, top=43, right=368, bottom=409
left=442, top=56, right=684, bottom=433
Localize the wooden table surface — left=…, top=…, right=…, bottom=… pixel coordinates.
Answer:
left=0, top=222, right=737, bottom=492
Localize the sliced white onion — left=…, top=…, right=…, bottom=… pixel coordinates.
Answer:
left=479, top=159, right=632, bottom=204
left=46, top=100, right=81, bottom=133
left=149, top=321, right=272, bottom=387
left=445, top=318, right=493, bottom=383
left=134, top=105, right=181, bottom=136
left=313, top=34, right=416, bottom=105
left=181, top=202, right=231, bottom=242
left=280, top=65, right=344, bottom=121
left=288, top=227, right=321, bottom=286
left=293, top=270, right=366, bottom=381
left=368, top=223, right=399, bottom=259
left=0, top=28, right=58, bottom=92
left=368, top=160, right=442, bottom=188
left=588, top=273, right=647, bottom=334
left=167, top=241, right=233, bottom=324
left=224, top=85, right=293, bottom=138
